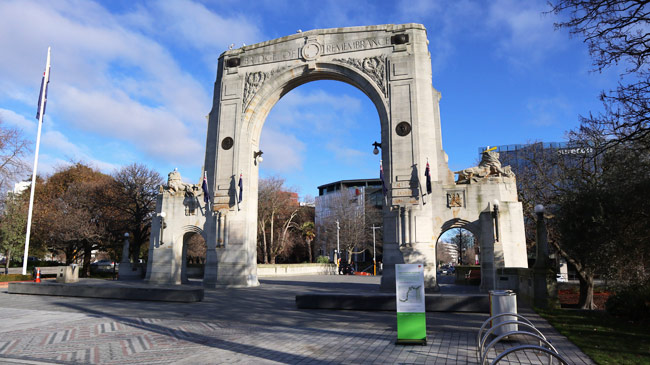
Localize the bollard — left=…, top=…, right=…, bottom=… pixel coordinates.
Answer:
left=34, top=267, right=41, bottom=283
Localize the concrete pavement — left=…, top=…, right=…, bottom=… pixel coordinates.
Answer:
left=0, top=275, right=594, bottom=364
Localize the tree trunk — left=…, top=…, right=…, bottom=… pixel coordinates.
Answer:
left=270, top=255, right=276, bottom=264
left=550, top=240, right=596, bottom=309
left=4, top=249, right=10, bottom=275
left=82, top=243, right=93, bottom=277
left=131, top=242, right=140, bottom=264
left=65, top=246, right=74, bottom=265
left=269, top=212, right=274, bottom=264
left=260, top=220, right=269, bottom=264
left=307, top=239, right=313, bottom=263
left=578, top=273, right=596, bottom=309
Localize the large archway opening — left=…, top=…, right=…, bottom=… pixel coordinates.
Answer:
left=256, top=79, right=383, bottom=268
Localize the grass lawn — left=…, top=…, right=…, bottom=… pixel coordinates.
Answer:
left=0, top=274, right=33, bottom=282
left=537, top=308, right=650, bottom=364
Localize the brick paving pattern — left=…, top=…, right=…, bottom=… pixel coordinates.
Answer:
left=0, top=275, right=594, bottom=364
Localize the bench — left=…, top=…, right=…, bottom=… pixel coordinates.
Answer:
left=465, top=269, right=481, bottom=284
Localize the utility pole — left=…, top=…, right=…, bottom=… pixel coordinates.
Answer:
left=457, top=228, right=463, bottom=265
left=371, top=225, right=381, bottom=276
left=336, top=220, right=340, bottom=274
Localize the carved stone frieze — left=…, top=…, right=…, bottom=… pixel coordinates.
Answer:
left=242, top=67, right=287, bottom=109
left=333, top=56, right=387, bottom=95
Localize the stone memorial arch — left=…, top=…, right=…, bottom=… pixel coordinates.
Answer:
left=146, top=24, right=528, bottom=291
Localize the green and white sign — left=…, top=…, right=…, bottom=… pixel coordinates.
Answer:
left=395, top=263, right=426, bottom=345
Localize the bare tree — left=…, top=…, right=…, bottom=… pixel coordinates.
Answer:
left=257, top=176, right=299, bottom=264
left=320, top=189, right=378, bottom=264
left=185, top=233, right=206, bottom=265
left=501, top=140, right=624, bottom=309
left=446, top=228, right=476, bottom=265
left=0, top=120, right=31, bottom=193
left=550, top=1, right=650, bottom=152
left=110, top=163, right=163, bottom=263
left=436, top=241, right=454, bottom=266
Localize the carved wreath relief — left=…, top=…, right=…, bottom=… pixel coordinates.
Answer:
left=334, top=56, right=387, bottom=95
left=243, top=71, right=267, bottom=108
left=243, top=67, right=288, bottom=109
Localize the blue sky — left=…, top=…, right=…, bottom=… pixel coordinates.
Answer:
left=0, top=0, right=619, bottom=199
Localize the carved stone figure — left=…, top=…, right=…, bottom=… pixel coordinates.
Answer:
left=455, top=151, right=514, bottom=183
left=164, top=169, right=204, bottom=197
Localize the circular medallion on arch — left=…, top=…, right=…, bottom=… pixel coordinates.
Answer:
left=221, top=137, right=234, bottom=150
left=396, top=122, right=412, bottom=136
left=301, top=41, right=322, bottom=61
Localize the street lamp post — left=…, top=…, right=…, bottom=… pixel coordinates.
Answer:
left=491, top=199, right=500, bottom=290
left=533, top=204, right=557, bottom=308
left=371, top=225, right=381, bottom=276
left=336, top=220, right=340, bottom=274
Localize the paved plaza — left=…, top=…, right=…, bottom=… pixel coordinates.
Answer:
left=0, top=275, right=594, bottom=364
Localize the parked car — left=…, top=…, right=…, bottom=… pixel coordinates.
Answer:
left=441, top=266, right=455, bottom=275
left=90, top=260, right=117, bottom=273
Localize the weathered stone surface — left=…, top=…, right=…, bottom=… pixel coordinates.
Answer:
left=146, top=24, right=529, bottom=291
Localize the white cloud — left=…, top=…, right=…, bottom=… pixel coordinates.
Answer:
left=0, top=0, right=263, bottom=171
left=151, top=0, right=263, bottom=51
left=259, top=128, right=305, bottom=173
left=266, top=89, right=363, bottom=133
left=487, top=0, right=563, bottom=66
left=326, top=143, right=366, bottom=162
left=40, top=130, right=121, bottom=172
left=0, top=108, right=36, bottom=133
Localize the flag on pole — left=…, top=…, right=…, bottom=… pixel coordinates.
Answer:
left=23, top=47, right=50, bottom=276
left=380, top=160, right=387, bottom=196
left=238, top=173, right=243, bottom=203
left=36, top=66, right=50, bottom=119
left=424, top=161, right=432, bottom=194
left=202, top=172, right=210, bottom=203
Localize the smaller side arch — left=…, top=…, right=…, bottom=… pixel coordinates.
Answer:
left=174, top=225, right=207, bottom=245
left=436, top=218, right=483, bottom=285
left=438, top=218, right=481, bottom=240
left=175, top=225, right=208, bottom=284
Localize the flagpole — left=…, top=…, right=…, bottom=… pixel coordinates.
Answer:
left=22, top=47, right=50, bottom=275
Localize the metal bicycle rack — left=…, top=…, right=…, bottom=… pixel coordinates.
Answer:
left=492, top=345, right=570, bottom=364
left=476, top=313, right=535, bottom=353
left=477, top=313, right=570, bottom=364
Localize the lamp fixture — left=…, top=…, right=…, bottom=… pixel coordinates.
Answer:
left=534, top=204, right=545, bottom=214
left=372, top=141, right=382, bottom=155
left=491, top=199, right=500, bottom=242
left=253, top=150, right=264, bottom=163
